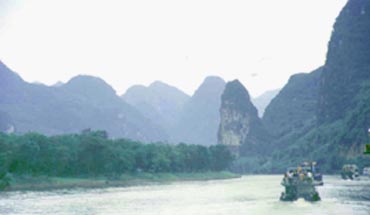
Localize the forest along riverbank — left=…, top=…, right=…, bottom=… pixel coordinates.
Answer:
left=4, top=172, right=241, bottom=191
left=0, top=131, right=236, bottom=191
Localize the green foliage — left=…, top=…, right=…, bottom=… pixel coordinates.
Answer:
left=0, top=131, right=234, bottom=186
left=319, top=0, right=370, bottom=123
left=263, top=68, right=322, bottom=143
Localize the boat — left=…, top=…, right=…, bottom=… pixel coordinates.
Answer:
left=280, top=164, right=321, bottom=202
left=363, top=167, right=370, bottom=176
left=341, top=164, right=360, bottom=180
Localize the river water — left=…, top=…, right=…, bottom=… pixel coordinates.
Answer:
left=0, top=175, right=369, bottom=215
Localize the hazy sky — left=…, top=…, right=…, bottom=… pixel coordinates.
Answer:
left=0, top=0, right=347, bottom=97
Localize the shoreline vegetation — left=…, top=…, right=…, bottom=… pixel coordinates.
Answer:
left=0, top=130, right=236, bottom=192
left=5, top=172, right=241, bottom=192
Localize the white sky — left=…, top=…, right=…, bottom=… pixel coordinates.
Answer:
left=0, top=0, right=347, bottom=97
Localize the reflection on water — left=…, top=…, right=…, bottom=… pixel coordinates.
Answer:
left=0, top=175, right=369, bottom=215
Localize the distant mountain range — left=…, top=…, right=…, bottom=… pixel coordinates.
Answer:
left=1, top=58, right=283, bottom=146
left=1, top=61, right=253, bottom=145
left=122, top=80, right=190, bottom=135
left=0, top=59, right=283, bottom=146
left=171, top=76, right=226, bottom=145
left=252, top=89, right=280, bottom=117
left=0, top=61, right=167, bottom=142
left=123, top=76, right=226, bottom=145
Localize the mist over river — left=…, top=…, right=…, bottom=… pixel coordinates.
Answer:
left=0, top=175, right=369, bottom=215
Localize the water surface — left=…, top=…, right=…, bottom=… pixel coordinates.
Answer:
left=0, top=175, right=369, bottom=215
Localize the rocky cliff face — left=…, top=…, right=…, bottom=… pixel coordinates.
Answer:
left=218, top=80, right=270, bottom=156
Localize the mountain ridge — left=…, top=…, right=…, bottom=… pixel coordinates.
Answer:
left=0, top=61, right=168, bottom=142
left=171, top=76, right=226, bottom=145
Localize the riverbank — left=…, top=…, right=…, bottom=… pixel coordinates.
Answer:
left=5, top=171, right=241, bottom=191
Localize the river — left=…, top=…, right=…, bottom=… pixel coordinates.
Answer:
left=0, top=175, right=369, bottom=215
